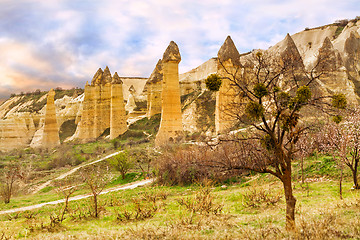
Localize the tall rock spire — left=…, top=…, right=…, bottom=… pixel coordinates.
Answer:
left=110, top=72, right=127, bottom=139
left=42, top=89, right=60, bottom=148
left=147, top=59, right=163, bottom=118
left=155, top=41, right=183, bottom=146
left=215, top=36, right=242, bottom=134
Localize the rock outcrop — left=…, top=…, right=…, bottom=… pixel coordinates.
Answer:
left=125, top=85, right=137, bottom=113
left=75, top=67, right=127, bottom=142
left=155, top=41, right=183, bottom=146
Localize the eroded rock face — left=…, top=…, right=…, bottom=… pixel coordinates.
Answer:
left=155, top=41, right=183, bottom=146
left=0, top=113, right=35, bottom=151
left=41, top=88, right=60, bottom=148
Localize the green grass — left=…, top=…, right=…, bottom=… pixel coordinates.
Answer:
left=1, top=176, right=360, bottom=239
left=108, top=172, right=144, bottom=186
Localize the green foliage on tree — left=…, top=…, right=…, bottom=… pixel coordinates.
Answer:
left=332, top=93, right=347, bottom=109
left=245, top=101, right=264, bottom=120
left=253, top=83, right=268, bottom=98
left=205, top=74, right=222, bottom=91
left=107, top=151, right=133, bottom=179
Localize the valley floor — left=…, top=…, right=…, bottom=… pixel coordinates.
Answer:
left=1, top=175, right=360, bottom=239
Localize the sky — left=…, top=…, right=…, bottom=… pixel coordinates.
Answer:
left=0, top=0, right=359, bottom=99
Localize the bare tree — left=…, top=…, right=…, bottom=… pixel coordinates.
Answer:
left=320, top=108, right=360, bottom=190
left=0, top=162, right=24, bottom=204
left=54, top=176, right=79, bottom=222
left=207, top=47, right=344, bottom=230
left=80, top=165, right=111, bottom=218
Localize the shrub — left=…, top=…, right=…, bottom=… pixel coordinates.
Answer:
left=155, top=145, right=242, bottom=185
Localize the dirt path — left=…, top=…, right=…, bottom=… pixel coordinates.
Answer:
left=32, top=151, right=122, bottom=194
left=0, top=178, right=154, bottom=215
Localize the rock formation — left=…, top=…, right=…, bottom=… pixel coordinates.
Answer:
left=155, top=41, right=183, bottom=146
left=76, top=67, right=127, bottom=142
left=146, top=59, right=163, bottom=118
left=215, top=36, right=242, bottom=134
left=110, top=72, right=127, bottom=139
left=41, top=88, right=60, bottom=148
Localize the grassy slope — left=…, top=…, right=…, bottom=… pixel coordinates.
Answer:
left=1, top=155, right=360, bottom=239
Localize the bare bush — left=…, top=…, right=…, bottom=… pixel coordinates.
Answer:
left=242, top=187, right=282, bottom=208
left=155, top=145, right=243, bottom=185
left=177, top=184, right=223, bottom=215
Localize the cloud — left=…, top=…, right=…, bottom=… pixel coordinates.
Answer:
left=0, top=0, right=359, bottom=99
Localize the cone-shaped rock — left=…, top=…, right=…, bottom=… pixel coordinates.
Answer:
left=217, top=36, right=241, bottom=66
left=42, top=89, right=60, bottom=148
left=162, top=41, right=181, bottom=63
left=281, top=33, right=304, bottom=69
left=91, top=68, right=103, bottom=86
left=103, top=66, right=112, bottom=84
left=316, top=37, right=339, bottom=71
left=156, top=41, right=183, bottom=145
left=112, top=72, right=123, bottom=84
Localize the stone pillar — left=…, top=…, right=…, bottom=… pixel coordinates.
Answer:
left=147, top=59, right=163, bottom=118
left=110, top=72, right=127, bottom=139
left=215, top=36, right=242, bottom=134
left=42, top=88, right=60, bottom=148
left=155, top=41, right=182, bottom=146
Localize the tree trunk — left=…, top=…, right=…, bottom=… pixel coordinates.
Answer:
left=301, top=157, right=304, bottom=185
left=283, top=173, right=296, bottom=230
left=353, top=159, right=359, bottom=189
left=94, top=194, right=98, bottom=218
left=339, top=166, right=343, bottom=199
